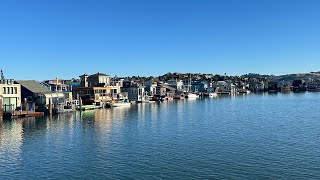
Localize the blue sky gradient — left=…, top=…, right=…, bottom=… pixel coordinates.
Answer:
left=0, top=0, right=319, bottom=80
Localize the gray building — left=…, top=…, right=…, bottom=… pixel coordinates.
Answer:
left=121, top=81, right=146, bottom=102
left=80, top=72, right=110, bottom=87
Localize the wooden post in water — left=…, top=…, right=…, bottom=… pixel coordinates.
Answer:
left=26, top=103, right=29, bottom=114
left=49, top=98, right=53, bottom=115
left=79, top=97, right=83, bottom=111
left=24, top=98, right=27, bottom=111
left=32, top=103, right=35, bottom=112
left=0, top=97, right=3, bottom=120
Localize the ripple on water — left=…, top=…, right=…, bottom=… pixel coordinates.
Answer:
left=0, top=93, right=320, bottom=179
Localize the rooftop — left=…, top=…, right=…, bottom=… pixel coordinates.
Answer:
left=89, top=72, right=110, bottom=77
left=15, top=80, right=51, bottom=93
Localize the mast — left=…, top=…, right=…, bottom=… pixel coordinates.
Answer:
left=189, top=73, right=192, bottom=93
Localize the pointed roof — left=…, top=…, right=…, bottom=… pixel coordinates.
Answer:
left=15, top=80, right=51, bottom=93
left=89, top=72, right=109, bottom=77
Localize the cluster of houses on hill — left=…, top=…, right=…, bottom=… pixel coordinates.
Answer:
left=1, top=71, right=320, bottom=119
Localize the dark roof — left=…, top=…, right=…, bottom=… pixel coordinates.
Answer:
left=89, top=72, right=109, bottom=77
left=15, top=80, right=51, bottom=93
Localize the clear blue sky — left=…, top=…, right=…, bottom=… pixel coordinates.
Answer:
left=0, top=0, right=319, bottom=80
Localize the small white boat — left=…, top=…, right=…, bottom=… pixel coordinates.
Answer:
left=112, top=102, right=131, bottom=107
left=186, top=93, right=199, bottom=98
left=209, top=92, right=218, bottom=97
left=112, top=100, right=131, bottom=107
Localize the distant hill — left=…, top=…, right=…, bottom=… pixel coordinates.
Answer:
left=272, top=72, right=320, bottom=82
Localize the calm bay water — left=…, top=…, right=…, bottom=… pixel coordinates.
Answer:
left=1, top=93, right=320, bottom=179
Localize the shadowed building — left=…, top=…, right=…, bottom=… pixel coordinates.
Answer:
left=15, top=80, right=66, bottom=113
left=74, top=72, right=121, bottom=104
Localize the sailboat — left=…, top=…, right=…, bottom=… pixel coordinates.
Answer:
left=186, top=74, right=199, bottom=98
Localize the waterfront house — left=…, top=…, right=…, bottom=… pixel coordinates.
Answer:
left=159, top=84, right=176, bottom=97
left=15, top=80, right=66, bottom=113
left=80, top=72, right=110, bottom=88
left=121, top=80, right=146, bottom=102
left=145, top=79, right=158, bottom=96
left=268, top=81, right=278, bottom=93
left=42, top=79, right=69, bottom=92
left=0, top=79, right=21, bottom=113
left=235, top=81, right=251, bottom=94
left=151, top=84, right=166, bottom=98
left=292, top=79, right=307, bottom=92
left=215, top=81, right=235, bottom=94
left=307, top=79, right=320, bottom=91
left=190, top=80, right=208, bottom=93
left=277, top=81, right=292, bottom=92
left=74, top=73, right=121, bottom=105
left=167, top=79, right=184, bottom=92
left=254, top=81, right=265, bottom=92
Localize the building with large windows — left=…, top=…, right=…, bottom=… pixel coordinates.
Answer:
left=73, top=72, right=121, bottom=104
left=0, top=79, right=21, bottom=113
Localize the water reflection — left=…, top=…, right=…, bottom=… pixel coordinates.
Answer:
left=0, top=118, right=30, bottom=175
left=1, top=93, right=320, bottom=179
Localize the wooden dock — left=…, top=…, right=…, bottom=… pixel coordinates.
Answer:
left=4, top=111, right=44, bottom=119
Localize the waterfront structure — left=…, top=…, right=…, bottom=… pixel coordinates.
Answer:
left=167, top=79, right=184, bottom=92
left=0, top=79, right=21, bottom=113
left=292, top=80, right=307, bottom=92
left=15, top=80, right=65, bottom=113
left=277, top=81, right=292, bottom=92
left=254, top=81, right=266, bottom=92
left=0, top=96, right=2, bottom=119
left=159, top=84, right=176, bottom=96
left=74, top=73, right=121, bottom=105
left=80, top=72, right=110, bottom=88
left=121, top=80, right=146, bottom=102
left=145, top=79, right=158, bottom=96
left=42, top=79, right=69, bottom=92
left=307, top=80, right=320, bottom=91
left=268, top=81, right=278, bottom=93
left=156, top=84, right=167, bottom=96
left=190, top=80, right=208, bottom=93
left=215, top=81, right=234, bottom=94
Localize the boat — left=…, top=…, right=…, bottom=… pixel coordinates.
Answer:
left=112, top=100, right=131, bottom=107
left=186, top=93, right=199, bottom=98
left=209, top=92, right=218, bottom=97
left=185, top=74, right=199, bottom=99
left=76, top=104, right=102, bottom=111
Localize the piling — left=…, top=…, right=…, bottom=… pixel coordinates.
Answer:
left=79, top=97, right=83, bottom=111
left=32, top=103, right=35, bottom=112
left=24, top=98, right=27, bottom=111
left=0, top=97, right=2, bottom=120
left=49, top=98, right=53, bottom=115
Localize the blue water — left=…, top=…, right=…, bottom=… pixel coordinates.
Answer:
left=1, top=93, right=320, bottom=179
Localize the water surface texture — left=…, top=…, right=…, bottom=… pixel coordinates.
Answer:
left=1, top=93, right=320, bottom=179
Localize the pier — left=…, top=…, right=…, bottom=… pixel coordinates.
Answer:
left=3, top=110, right=44, bottom=119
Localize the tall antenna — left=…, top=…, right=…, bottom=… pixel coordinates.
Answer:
left=1, top=70, right=4, bottom=81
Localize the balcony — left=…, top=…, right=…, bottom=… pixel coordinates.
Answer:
left=0, top=79, right=14, bottom=85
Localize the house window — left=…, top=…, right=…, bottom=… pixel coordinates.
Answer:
left=11, top=87, right=13, bottom=94
left=131, top=88, right=137, bottom=94
left=7, top=87, right=10, bottom=94
left=14, top=87, right=17, bottom=94
left=3, top=87, right=6, bottom=94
